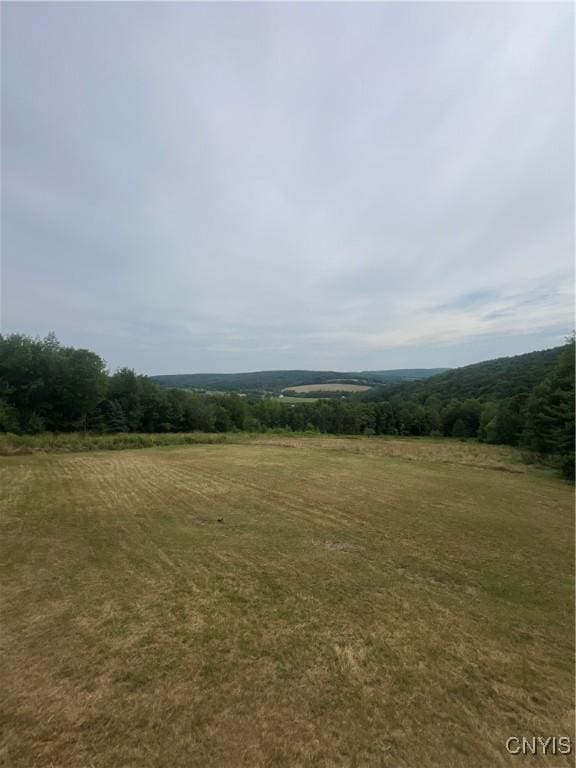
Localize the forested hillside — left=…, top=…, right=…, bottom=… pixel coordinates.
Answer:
left=0, top=333, right=573, bottom=478
left=365, top=347, right=563, bottom=403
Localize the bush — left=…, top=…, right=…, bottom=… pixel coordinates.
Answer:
left=26, top=413, right=45, bottom=434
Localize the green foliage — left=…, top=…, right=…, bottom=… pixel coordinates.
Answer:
left=480, top=398, right=525, bottom=446
left=108, top=369, right=144, bottom=431
left=0, top=332, right=107, bottom=431
left=451, top=419, right=468, bottom=438
left=25, top=413, right=46, bottom=435
left=523, top=337, right=575, bottom=479
left=366, top=346, right=563, bottom=404
left=0, top=398, right=20, bottom=432
left=442, top=399, right=482, bottom=438
left=478, top=402, right=498, bottom=443
left=106, top=400, right=129, bottom=433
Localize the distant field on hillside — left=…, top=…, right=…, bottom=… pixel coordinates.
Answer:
left=1, top=436, right=572, bottom=767
left=283, top=382, right=373, bottom=393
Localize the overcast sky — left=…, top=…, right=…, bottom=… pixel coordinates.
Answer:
left=1, top=2, right=573, bottom=374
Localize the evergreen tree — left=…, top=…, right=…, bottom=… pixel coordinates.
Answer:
left=25, top=413, right=46, bottom=434
left=0, top=398, right=19, bottom=432
left=451, top=418, right=468, bottom=438
left=523, top=338, right=575, bottom=479
left=106, top=400, right=129, bottom=433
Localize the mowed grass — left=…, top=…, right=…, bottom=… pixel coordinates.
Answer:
left=0, top=437, right=573, bottom=767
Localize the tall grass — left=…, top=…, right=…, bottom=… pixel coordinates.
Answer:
left=0, top=428, right=357, bottom=456
left=0, top=431, right=240, bottom=456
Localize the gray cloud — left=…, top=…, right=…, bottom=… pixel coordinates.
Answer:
left=1, top=2, right=573, bottom=374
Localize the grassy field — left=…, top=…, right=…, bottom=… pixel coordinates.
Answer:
left=0, top=437, right=573, bottom=767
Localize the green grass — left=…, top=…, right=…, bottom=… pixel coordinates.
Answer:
left=0, top=436, right=573, bottom=767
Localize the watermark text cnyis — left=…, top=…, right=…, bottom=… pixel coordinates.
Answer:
left=505, top=736, right=572, bottom=756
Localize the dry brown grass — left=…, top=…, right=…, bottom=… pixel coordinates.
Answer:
left=0, top=437, right=573, bottom=767
left=251, top=435, right=532, bottom=473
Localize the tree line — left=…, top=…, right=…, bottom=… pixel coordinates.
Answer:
left=0, top=332, right=573, bottom=478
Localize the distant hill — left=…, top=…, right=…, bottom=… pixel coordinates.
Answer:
left=365, top=346, right=564, bottom=403
left=151, top=368, right=449, bottom=395
left=152, top=347, right=565, bottom=401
